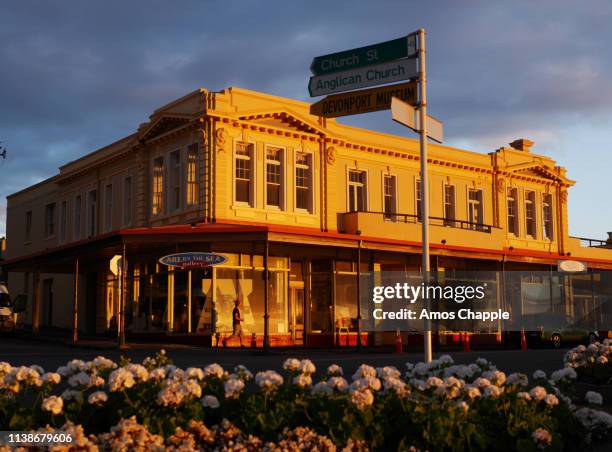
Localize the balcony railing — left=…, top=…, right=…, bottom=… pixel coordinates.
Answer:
left=571, top=236, right=612, bottom=248
left=347, top=211, right=495, bottom=234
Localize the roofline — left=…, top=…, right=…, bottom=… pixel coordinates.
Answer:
left=6, top=174, right=59, bottom=199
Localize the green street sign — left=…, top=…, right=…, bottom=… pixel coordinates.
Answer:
left=310, top=34, right=417, bottom=76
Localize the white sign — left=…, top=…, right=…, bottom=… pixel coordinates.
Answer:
left=391, top=97, right=444, bottom=143
left=308, top=59, right=417, bottom=97
left=558, top=260, right=587, bottom=273
left=110, top=255, right=123, bottom=276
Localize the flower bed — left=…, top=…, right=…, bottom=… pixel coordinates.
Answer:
left=564, top=340, right=612, bottom=385
left=1, top=351, right=611, bottom=451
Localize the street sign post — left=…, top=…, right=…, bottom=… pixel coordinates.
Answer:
left=308, top=59, right=417, bottom=97
left=391, top=97, right=444, bottom=143
left=310, top=34, right=417, bottom=76
left=311, top=82, right=417, bottom=118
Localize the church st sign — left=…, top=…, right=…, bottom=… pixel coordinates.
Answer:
left=159, top=252, right=227, bottom=269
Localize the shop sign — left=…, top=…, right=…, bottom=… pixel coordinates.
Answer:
left=159, top=252, right=227, bottom=269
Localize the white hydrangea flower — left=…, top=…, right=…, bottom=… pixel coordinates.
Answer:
left=149, top=367, right=166, bottom=381
left=0, top=362, right=12, bottom=375
left=544, top=394, right=559, bottom=406
left=352, top=364, right=377, bottom=381
left=203, top=363, right=224, bottom=379
left=68, top=371, right=91, bottom=388
left=299, top=359, right=316, bottom=375
left=186, top=367, right=205, bottom=380
left=224, top=377, right=245, bottom=399
left=327, top=364, right=343, bottom=376
left=532, top=370, right=547, bottom=380
left=483, top=385, right=502, bottom=398
left=438, top=355, right=454, bottom=365
left=529, top=386, right=547, bottom=401
left=61, top=389, right=83, bottom=403
left=532, top=428, right=552, bottom=448
left=88, top=391, right=108, bottom=405
left=293, top=374, right=312, bottom=388
left=351, top=376, right=382, bottom=392
left=585, top=391, right=603, bottom=405
left=456, top=401, right=469, bottom=413
left=473, top=377, right=491, bottom=389
left=312, top=381, right=333, bottom=396
left=426, top=376, right=444, bottom=389
left=201, top=395, right=220, bottom=409
left=551, top=367, right=577, bottom=383
left=506, top=372, right=529, bottom=387
left=463, top=385, right=481, bottom=400
left=183, top=379, right=202, bottom=398
left=42, top=396, right=63, bottom=415
left=574, top=407, right=612, bottom=431
left=283, top=358, right=301, bottom=372
left=42, top=372, right=61, bottom=385
left=108, top=368, right=136, bottom=392
left=233, top=365, right=253, bottom=381
left=255, top=370, right=284, bottom=391
left=517, top=391, right=532, bottom=401
left=376, top=366, right=401, bottom=380
left=90, top=356, right=117, bottom=371
left=350, top=388, right=374, bottom=410
left=327, top=376, right=349, bottom=393
left=383, top=377, right=409, bottom=396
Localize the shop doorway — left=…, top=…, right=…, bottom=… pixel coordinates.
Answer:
left=289, top=282, right=304, bottom=345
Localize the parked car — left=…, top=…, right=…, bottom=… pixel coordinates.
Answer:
left=527, top=313, right=598, bottom=348
left=0, top=282, right=27, bottom=333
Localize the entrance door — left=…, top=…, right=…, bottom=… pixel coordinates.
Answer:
left=289, top=282, right=304, bottom=345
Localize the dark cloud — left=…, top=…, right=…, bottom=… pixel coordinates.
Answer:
left=1, top=1, right=612, bottom=236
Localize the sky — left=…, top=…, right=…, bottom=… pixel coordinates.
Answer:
left=1, top=1, right=612, bottom=239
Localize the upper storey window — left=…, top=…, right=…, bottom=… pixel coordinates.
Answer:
left=169, top=150, right=181, bottom=213
left=507, top=188, right=518, bottom=235
left=265, top=147, right=284, bottom=208
left=44, top=203, right=55, bottom=238
left=383, top=175, right=397, bottom=219
left=152, top=157, right=165, bottom=216
left=416, top=179, right=422, bottom=221
left=443, top=184, right=455, bottom=226
left=186, top=144, right=198, bottom=207
left=295, top=151, right=312, bottom=212
left=348, top=170, right=367, bottom=212
left=542, top=193, right=554, bottom=240
left=525, top=190, right=536, bottom=238
left=468, top=188, right=483, bottom=229
left=235, top=142, right=253, bottom=205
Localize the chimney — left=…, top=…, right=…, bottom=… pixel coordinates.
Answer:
left=509, top=139, right=534, bottom=152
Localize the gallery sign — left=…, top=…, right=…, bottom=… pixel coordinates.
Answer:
left=558, top=260, right=587, bottom=273
left=159, top=252, right=227, bottom=269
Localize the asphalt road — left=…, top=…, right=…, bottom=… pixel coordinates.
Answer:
left=0, top=337, right=569, bottom=378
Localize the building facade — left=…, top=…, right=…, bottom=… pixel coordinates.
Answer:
left=4, top=87, right=612, bottom=346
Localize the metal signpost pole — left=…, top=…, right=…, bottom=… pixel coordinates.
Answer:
left=418, top=28, right=432, bottom=363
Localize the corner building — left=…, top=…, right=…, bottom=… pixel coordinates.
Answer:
left=4, top=87, right=612, bottom=347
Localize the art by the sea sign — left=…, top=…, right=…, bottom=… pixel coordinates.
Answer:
left=159, top=252, right=227, bottom=270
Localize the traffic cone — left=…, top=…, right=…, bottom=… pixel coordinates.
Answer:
left=496, top=330, right=502, bottom=344
left=395, top=329, right=403, bottom=354
left=250, top=333, right=257, bottom=348
left=520, top=328, right=527, bottom=351
left=463, top=332, right=471, bottom=352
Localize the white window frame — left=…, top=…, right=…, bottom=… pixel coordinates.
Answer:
left=542, top=192, right=554, bottom=241
left=186, top=143, right=198, bottom=207
left=123, top=176, right=133, bottom=227
left=233, top=141, right=255, bottom=207
left=44, top=203, right=56, bottom=238
left=524, top=190, right=537, bottom=239
left=382, top=173, right=397, bottom=220
left=104, top=183, right=113, bottom=232
left=74, top=194, right=82, bottom=241
left=415, top=178, right=422, bottom=222
left=347, top=168, right=368, bottom=212
left=59, top=200, right=67, bottom=243
left=264, top=145, right=285, bottom=210
left=294, top=150, right=314, bottom=213
left=506, top=187, right=519, bottom=236
left=169, top=149, right=182, bottom=213
left=152, top=156, right=165, bottom=216
left=443, top=183, right=456, bottom=226
left=467, top=187, right=484, bottom=230
left=87, top=189, right=97, bottom=238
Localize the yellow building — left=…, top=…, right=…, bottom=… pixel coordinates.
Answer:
left=3, top=87, right=612, bottom=347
